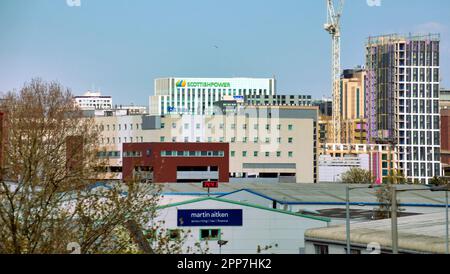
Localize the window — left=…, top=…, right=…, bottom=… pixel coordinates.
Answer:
left=265, top=152, right=270, bottom=157
left=288, top=152, right=294, bottom=158
left=168, top=229, right=181, bottom=241
left=314, top=244, right=329, bottom=255
left=242, top=151, right=247, bottom=157
left=288, top=125, right=293, bottom=131
left=277, top=151, right=281, bottom=157
left=172, top=123, right=176, bottom=129
left=254, top=151, right=259, bottom=157
left=231, top=151, right=235, bottom=157
left=184, top=124, right=189, bottom=130
left=265, top=138, right=270, bottom=144
left=231, top=137, right=236, bottom=143
left=161, top=123, right=165, bottom=129
left=160, top=136, right=165, bottom=142
left=288, top=138, right=294, bottom=144
left=200, top=229, right=220, bottom=241
left=254, top=137, right=259, bottom=143
left=196, top=124, right=201, bottom=130
left=277, top=137, right=282, bottom=143
left=172, top=137, right=177, bottom=142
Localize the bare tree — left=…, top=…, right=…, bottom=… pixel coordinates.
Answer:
left=0, top=79, right=200, bottom=254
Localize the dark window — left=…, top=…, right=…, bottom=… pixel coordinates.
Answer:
left=314, top=244, right=329, bottom=255
left=200, top=229, right=220, bottom=241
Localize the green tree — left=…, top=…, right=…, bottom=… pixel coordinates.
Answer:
left=341, top=168, right=373, bottom=184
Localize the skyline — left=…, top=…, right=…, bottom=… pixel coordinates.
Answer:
left=1, top=0, right=450, bottom=104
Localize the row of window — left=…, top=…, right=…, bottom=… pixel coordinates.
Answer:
left=101, top=136, right=144, bottom=144
left=231, top=151, right=294, bottom=158
left=99, top=123, right=142, bottom=131
left=161, top=136, right=296, bottom=144
left=160, top=151, right=225, bottom=157
left=163, top=123, right=295, bottom=131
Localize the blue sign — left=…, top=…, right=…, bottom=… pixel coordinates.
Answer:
left=233, top=95, right=244, bottom=100
left=177, top=209, right=243, bottom=227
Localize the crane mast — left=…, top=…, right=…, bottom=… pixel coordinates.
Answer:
left=324, top=0, right=344, bottom=144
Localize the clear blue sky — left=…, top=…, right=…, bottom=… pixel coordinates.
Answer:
left=1, top=0, right=449, bottom=104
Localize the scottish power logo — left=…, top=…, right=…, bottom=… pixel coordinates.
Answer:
left=176, top=80, right=231, bottom=88
left=176, top=80, right=187, bottom=88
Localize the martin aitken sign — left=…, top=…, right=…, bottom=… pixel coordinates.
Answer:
left=177, top=209, right=243, bottom=227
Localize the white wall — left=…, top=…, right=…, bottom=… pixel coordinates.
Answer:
left=152, top=199, right=329, bottom=254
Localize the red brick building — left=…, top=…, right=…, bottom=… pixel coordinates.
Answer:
left=122, top=143, right=229, bottom=183
left=441, top=109, right=450, bottom=175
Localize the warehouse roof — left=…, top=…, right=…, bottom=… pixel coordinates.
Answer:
left=161, top=183, right=449, bottom=207
left=157, top=196, right=331, bottom=223
left=304, top=212, right=449, bottom=254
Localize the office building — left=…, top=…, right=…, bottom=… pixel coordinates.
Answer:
left=94, top=105, right=319, bottom=183
left=340, top=68, right=368, bottom=144
left=74, top=91, right=112, bottom=110
left=366, top=34, right=441, bottom=184
left=149, top=77, right=276, bottom=115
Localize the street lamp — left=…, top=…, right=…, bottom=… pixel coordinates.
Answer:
left=390, top=184, right=449, bottom=254
left=430, top=184, right=450, bottom=254
left=217, top=240, right=228, bottom=255
left=345, top=184, right=381, bottom=254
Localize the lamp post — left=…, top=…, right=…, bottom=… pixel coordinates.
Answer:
left=391, top=185, right=449, bottom=254
left=430, top=184, right=449, bottom=254
left=345, top=184, right=380, bottom=254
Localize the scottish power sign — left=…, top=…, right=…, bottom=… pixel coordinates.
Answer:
left=177, top=209, right=243, bottom=227
left=176, top=80, right=231, bottom=88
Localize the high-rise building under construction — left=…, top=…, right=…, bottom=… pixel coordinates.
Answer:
left=366, top=34, right=441, bottom=184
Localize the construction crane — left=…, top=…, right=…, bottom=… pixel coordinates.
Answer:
left=324, top=0, right=344, bottom=144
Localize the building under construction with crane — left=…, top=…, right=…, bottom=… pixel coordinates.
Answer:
left=365, top=33, right=442, bottom=184
left=322, top=1, right=443, bottom=184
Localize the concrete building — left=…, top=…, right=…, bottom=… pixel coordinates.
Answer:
left=366, top=34, right=442, bottom=184
left=153, top=196, right=330, bottom=254
left=94, top=105, right=319, bottom=183
left=305, top=212, right=449, bottom=254
left=149, top=77, right=276, bottom=115
left=318, top=154, right=369, bottom=183
left=74, top=91, right=112, bottom=110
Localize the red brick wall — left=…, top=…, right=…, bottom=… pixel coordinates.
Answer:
left=122, top=143, right=229, bottom=183
left=441, top=109, right=450, bottom=165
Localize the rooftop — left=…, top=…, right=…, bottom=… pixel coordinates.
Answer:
left=305, top=212, right=449, bottom=254
left=161, top=183, right=449, bottom=207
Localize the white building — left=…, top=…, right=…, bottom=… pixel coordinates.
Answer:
left=94, top=106, right=319, bottom=183
left=318, top=154, right=370, bottom=183
left=149, top=77, right=276, bottom=115
left=153, top=197, right=330, bottom=254
left=75, top=91, right=112, bottom=110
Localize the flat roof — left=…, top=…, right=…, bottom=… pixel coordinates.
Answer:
left=305, top=212, right=449, bottom=254
left=161, top=183, right=449, bottom=207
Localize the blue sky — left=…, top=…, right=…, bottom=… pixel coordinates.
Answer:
left=0, top=0, right=449, bottom=104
